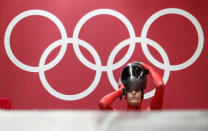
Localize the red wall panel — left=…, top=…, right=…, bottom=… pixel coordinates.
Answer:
left=0, top=0, right=207, bottom=109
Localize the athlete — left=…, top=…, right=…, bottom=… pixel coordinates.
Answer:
left=99, top=62, right=165, bottom=110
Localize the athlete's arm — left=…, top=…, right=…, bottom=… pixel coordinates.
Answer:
left=142, top=63, right=165, bottom=110
left=99, top=84, right=124, bottom=110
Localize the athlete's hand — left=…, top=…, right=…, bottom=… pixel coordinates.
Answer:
left=141, top=63, right=150, bottom=75
left=118, top=83, right=126, bottom=100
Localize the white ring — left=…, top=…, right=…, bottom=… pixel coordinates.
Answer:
left=73, top=9, right=136, bottom=71
left=39, top=38, right=102, bottom=100
left=141, top=8, right=204, bottom=71
left=107, top=37, right=170, bottom=99
left=4, top=10, right=68, bottom=72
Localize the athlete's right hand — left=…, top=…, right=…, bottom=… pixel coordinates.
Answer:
left=118, top=83, right=126, bottom=100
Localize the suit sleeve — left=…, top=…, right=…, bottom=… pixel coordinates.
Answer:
left=99, top=84, right=124, bottom=110
left=142, top=63, right=165, bottom=110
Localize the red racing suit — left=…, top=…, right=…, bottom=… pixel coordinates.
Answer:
left=99, top=63, right=165, bottom=111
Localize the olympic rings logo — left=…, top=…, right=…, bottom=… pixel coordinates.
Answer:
left=4, top=8, right=204, bottom=100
